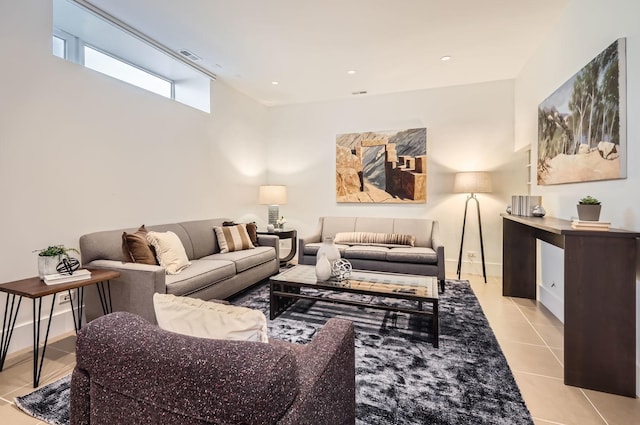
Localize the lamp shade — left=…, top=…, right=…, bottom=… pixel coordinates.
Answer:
left=453, top=172, right=492, bottom=194
left=259, top=185, right=287, bottom=205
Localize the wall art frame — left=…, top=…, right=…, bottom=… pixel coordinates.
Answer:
left=336, top=128, right=427, bottom=203
left=537, top=38, right=627, bottom=185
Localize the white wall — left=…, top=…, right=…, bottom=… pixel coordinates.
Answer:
left=514, top=0, right=640, bottom=394
left=267, top=80, right=526, bottom=277
left=0, top=0, right=268, bottom=354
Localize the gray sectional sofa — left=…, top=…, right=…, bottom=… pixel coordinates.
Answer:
left=79, top=218, right=279, bottom=324
left=298, top=216, right=444, bottom=289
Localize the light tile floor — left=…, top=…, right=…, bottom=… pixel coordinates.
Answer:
left=0, top=273, right=638, bottom=424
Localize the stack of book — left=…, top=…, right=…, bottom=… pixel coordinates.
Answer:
left=44, top=269, right=92, bottom=285
left=511, top=195, right=542, bottom=216
left=571, top=219, right=611, bottom=231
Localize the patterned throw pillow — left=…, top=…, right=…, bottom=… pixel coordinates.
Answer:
left=214, top=224, right=255, bottom=253
left=146, top=231, right=191, bottom=274
left=334, top=231, right=416, bottom=247
left=223, top=221, right=258, bottom=245
left=121, top=225, right=157, bottom=265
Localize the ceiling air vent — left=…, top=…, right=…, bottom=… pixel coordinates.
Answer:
left=178, top=49, right=202, bottom=62
left=351, top=90, right=368, bottom=95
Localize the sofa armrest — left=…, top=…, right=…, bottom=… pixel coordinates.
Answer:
left=257, top=234, right=280, bottom=259
left=431, top=221, right=445, bottom=281
left=84, top=259, right=166, bottom=324
left=278, top=318, right=356, bottom=425
left=297, top=218, right=323, bottom=264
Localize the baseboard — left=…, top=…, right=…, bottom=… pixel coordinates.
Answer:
left=5, top=306, right=77, bottom=356
left=538, top=284, right=564, bottom=323
left=445, top=259, right=502, bottom=279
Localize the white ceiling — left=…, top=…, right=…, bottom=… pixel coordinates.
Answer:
left=85, top=0, right=569, bottom=106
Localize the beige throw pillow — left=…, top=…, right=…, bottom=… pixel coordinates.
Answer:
left=214, top=224, right=255, bottom=253
left=153, top=293, right=268, bottom=342
left=146, top=231, right=191, bottom=274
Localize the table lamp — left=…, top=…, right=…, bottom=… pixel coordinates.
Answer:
left=453, top=172, right=492, bottom=283
left=259, top=185, right=287, bottom=226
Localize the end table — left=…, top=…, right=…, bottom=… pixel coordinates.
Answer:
left=257, top=228, right=297, bottom=265
left=0, top=268, right=120, bottom=387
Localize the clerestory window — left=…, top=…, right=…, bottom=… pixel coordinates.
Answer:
left=52, top=0, right=213, bottom=113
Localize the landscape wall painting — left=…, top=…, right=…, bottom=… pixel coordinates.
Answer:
left=336, top=128, right=426, bottom=203
left=537, top=38, right=627, bottom=185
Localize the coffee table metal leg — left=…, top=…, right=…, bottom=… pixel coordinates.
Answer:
left=0, top=294, right=22, bottom=371
left=32, top=296, right=56, bottom=387
left=433, top=300, right=439, bottom=348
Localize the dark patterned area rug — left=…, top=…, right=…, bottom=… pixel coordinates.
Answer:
left=16, top=279, right=532, bottom=425
left=232, top=279, right=533, bottom=425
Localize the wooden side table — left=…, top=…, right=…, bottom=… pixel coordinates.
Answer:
left=257, top=228, right=297, bottom=265
left=0, top=268, right=120, bottom=387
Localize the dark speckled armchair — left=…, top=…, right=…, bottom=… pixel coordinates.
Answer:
left=71, top=312, right=355, bottom=425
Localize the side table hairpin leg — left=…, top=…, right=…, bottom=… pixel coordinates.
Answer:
left=96, top=280, right=113, bottom=314
left=0, top=294, right=22, bottom=371
left=32, top=296, right=56, bottom=387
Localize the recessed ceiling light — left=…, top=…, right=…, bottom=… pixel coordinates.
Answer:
left=271, top=81, right=279, bottom=85
left=440, top=55, right=452, bottom=62
left=347, top=70, right=356, bottom=75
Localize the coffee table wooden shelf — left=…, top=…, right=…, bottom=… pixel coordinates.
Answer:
left=269, top=265, right=439, bottom=347
left=0, top=268, right=120, bottom=387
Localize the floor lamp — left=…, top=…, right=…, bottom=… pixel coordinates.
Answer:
left=454, top=172, right=492, bottom=283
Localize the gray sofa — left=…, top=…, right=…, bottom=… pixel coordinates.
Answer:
left=79, top=218, right=279, bottom=323
left=298, top=216, right=444, bottom=289
left=71, top=312, right=356, bottom=425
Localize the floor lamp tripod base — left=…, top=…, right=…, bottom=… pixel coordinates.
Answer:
left=456, top=194, right=487, bottom=283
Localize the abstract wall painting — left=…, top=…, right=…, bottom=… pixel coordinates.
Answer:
left=336, top=128, right=427, bottom=203
left=537, top=38, right=627, bottom=185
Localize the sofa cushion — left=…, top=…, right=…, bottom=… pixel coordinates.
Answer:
left=386, top=247, right=438, bottom=264
left=146, top=231, right=191, bottom=274
left=214, top=224, right=255, bottom=253
left=121, top=225, right=157, bottom=265
left=165, top=259, right=235, bottom=296
left=153, top=294, right=268, bottom=342
left=335, top=231, right=415, bottom=247
left=344, top=245, right=390, bottom=261
left=201, top=246, right=275, bottom=273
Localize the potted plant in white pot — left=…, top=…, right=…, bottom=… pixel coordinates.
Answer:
left=577, top=196, right=601, bottom=221
left=34, top=245, right=80, bottom=279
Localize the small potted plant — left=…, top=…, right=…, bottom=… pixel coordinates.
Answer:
left=34, top=245, right=80, bottom=279
left=577, top=196, right=601, bottom=221
left=276, top=216, right=287, bottom=230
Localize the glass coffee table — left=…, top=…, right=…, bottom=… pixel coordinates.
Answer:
left=269, top=265, right=439, bottom=347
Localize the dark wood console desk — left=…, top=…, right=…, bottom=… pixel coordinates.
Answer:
left=502, top=215, right=638, bottom=397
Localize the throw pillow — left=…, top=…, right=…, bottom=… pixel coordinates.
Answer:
left=146, top=231, right=191, bottom=274
left=122, top=225, right=157, bottom=265
left=223, top=221, right=258, bottom=245
left=214, top=224, right=255, bottom=253
left=334, top=231, right=416, bottom=247
left=153, top=293, right=268, bottom=342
